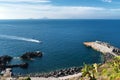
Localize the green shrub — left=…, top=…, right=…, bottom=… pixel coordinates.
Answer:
left=25, top=77, right=31, bottom=80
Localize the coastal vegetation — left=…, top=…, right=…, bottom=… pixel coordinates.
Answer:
left=79, top=56, right=120, bottom=80
left=4, top=57, right=120, bottom=80
left=68, top=56, right=120, bottom=80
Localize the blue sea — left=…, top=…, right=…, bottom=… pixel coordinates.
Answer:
left=0, top=19, right=120, bottom=74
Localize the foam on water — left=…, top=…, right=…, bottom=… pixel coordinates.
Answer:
left=0, top=34, right=41, bottom=43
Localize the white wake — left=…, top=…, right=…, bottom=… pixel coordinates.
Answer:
left=0, top=34, right=41, bottom=43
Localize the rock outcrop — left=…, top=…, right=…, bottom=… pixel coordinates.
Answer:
left=0, top=55, right=12, bottom=64
left=0, top=55, right=13, bottom=69
left=21, top=51, right=42, bottom=60
left=0, top=51, right=42, bottom=70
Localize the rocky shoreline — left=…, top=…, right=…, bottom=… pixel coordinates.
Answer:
left=0, top=50, right=83, bottom=79
left=20, top=51, right=42, bottom=60
left=84, top=41, right=120, bottom=62
left=13, top=67, right=82, bottom=78
left=0, top=51, right=43, bottom=77
left=1, top=41, right=120, bottom=79
left=0, top=51, right=82, bottom=78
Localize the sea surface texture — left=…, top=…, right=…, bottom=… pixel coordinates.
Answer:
left=0, top=19, right=120, bottom=74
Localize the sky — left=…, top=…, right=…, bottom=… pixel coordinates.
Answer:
left=0, top=0, right=120, bottom=19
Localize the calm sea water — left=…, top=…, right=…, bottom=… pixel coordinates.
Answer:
left=0, top=19, right=120, bottom=74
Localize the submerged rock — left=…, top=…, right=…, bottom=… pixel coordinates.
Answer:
left=21, top=51, right=42, bottom=60
left=6, top=63, right=28, bottom=69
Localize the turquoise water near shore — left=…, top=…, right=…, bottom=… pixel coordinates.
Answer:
left=0, top=19, right=120, bottom=74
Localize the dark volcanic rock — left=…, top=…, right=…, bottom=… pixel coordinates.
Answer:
left=112, top=48, right=120, bottom=55
left=0, top=55, right=12, bottom=69
left=19, top=63, right=28, bottom=68
left=21, top=51, right=42, bottom=60
left=0, top=51, right=42, bottom=70
left=0, top=55, right=12, bottom=64
left=25, top=67, right=82, bottom=78
left=6, top=63, right=28, bottom=69
left=104, top=53, right=114, bottom=62
left=0, top=55, right=29, bottom=70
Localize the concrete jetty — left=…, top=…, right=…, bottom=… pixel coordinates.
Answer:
left=84, top=41, right=120, bottom=60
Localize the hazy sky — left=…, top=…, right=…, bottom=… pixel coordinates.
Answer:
left=0, top=0, right=120, bottom=19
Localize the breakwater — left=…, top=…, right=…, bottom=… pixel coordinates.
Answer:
left=84, top=41, right=120, bottom=61
left=13, top=67, right=82, bottom=78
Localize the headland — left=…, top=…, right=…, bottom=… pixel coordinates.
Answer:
left=84, top=41, right=120, bottom=61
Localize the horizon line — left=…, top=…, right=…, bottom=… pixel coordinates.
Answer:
left=0, top=18, right=120, bottom=20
